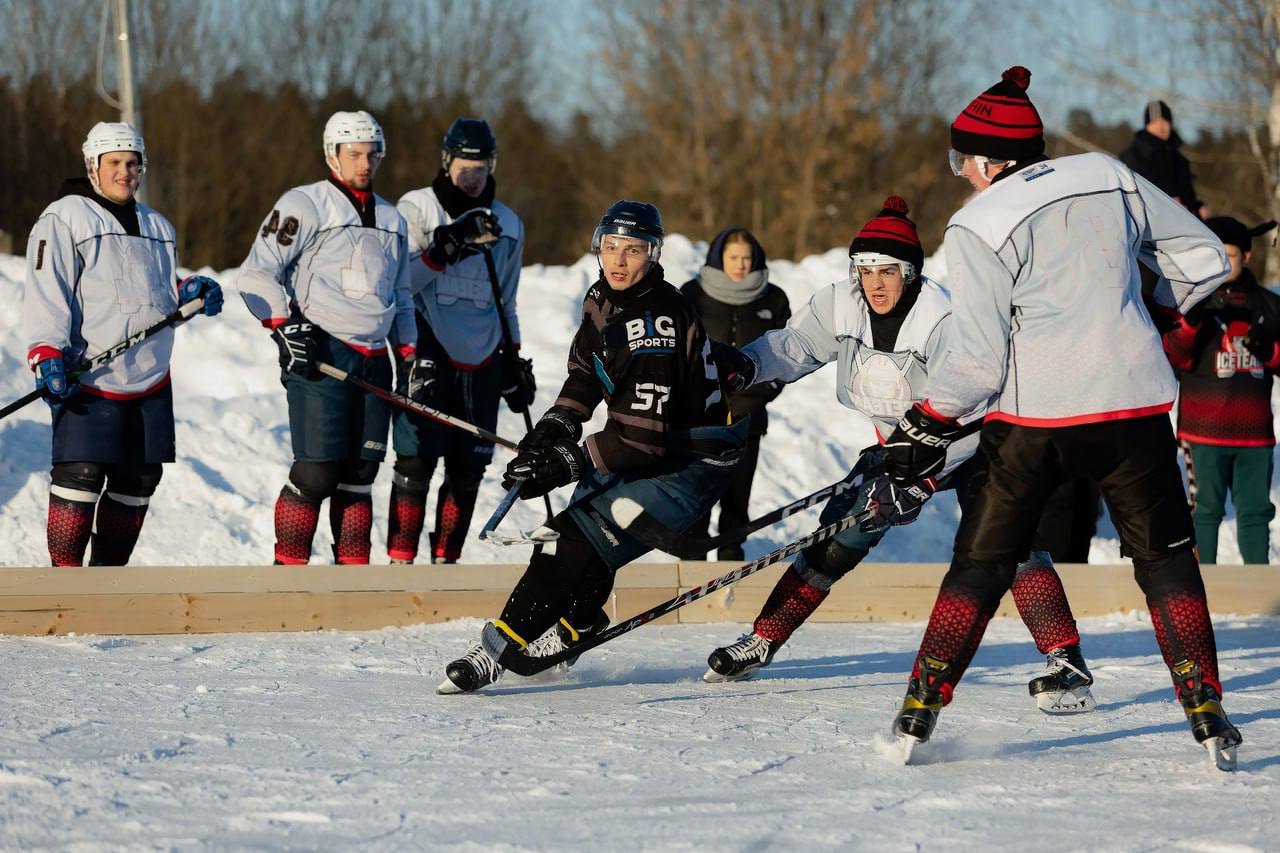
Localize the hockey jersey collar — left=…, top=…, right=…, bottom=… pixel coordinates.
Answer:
left=990, top=154, right=1049, bottom=185
left=599, top=263, right=666, bottom=307
left=326, top=174, right=376, bottom=227
left=57, top=177, right=140, bottom=236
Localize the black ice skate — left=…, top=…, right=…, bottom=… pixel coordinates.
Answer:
left=893, top=655, right=951, bottom=763
left=437, top=622, right=513, bottom=694
left=704, top=632, right=778, bottom=683
left=1172, top=659, right=1242, bottom=771
left=1028, top=644, right=1096, bottom=714
left=526, top=611, right=611, bottom=675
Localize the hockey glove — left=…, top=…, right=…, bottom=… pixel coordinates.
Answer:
left=854, top=475, right=936, bottom=533
left=519, top=405, right=584, bottom=452
left=1243, top=324, right=1279, bottom=365
left=30, top=347, right=80, bottom=407
left=425, top=208, right=502, bottom=267
left=709, top=340, right=757, bottom=393
left=177, top=275, right=224, bottom=316
left=272, top=320, right=321, bottom=378
left=396, top=352, right=438, bottom=405
left=883, top=403, right=965, bottom=486
left=501, top=356, right=537, bottom=414
left=503, top=440, right=586, bottom=499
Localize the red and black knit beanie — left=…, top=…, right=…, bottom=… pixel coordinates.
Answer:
left=951, top=66, right=1045, bottom=162
left=849, top=195, right=924, bottom=271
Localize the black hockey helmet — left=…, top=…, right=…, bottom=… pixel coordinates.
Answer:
left=442, top=117, right=497, bottom=170
left=592, top=200, right=664, bottom=262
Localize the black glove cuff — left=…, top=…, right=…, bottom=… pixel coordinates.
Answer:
left=539, top=406, right=584, bottom=443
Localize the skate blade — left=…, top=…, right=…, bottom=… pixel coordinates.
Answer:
left=1035, top=687, right=1097, bottom=715
left=1206, top=738, right=1238, bottom=772
left=479, top=525, right=560, bottom=546
left=702, top=666, right=757, bottom=684
left=896, top=734, right=921, bottom=765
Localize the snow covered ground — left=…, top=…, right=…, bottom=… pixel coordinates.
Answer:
left=0, top=613, right=1276, bottom=850
left=3, top=242, right=1280, bottom=567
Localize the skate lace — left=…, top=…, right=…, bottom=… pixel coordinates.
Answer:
left=724, top=633, right=770, bottom=663
left=526, top=629, right=569, bottom=658
left=458, top=642, right=502, bottom=682
left=1044, top=648, right=1087, bottom=680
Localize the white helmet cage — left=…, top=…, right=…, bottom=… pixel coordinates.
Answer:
left=849, top=251, right=917, bottom=287
left=323, top=110, right=386, bottom=170
left=82, top=121, right=147, bottom=195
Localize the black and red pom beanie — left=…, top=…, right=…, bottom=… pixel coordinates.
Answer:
left=849, top=195, right=924, bottom=272
left=951, top=66, right=1045, bottom=163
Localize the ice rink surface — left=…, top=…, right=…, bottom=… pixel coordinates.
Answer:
left=1, top=613, right=1276, bottom=850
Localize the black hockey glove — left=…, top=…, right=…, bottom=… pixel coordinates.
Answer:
left=273, top=320, right=321, bottom=378
left=709, top=340, right=756, bottom=393
left=396, top=352, right=438, bottom=405
left=425, top=208, right=502, bottom=267
left=1243, top=325, right=1279, bottom=364
left=519, top=405, right=584, bottom=453
left=503, top=439, right=586, bottom=499
left=883, top=404, right=965, bottom=486
left=854, top=475, right=936, bottom=533
left=501, top=355, right=537, bottom=414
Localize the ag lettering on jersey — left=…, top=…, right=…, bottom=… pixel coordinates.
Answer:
left=626, top=312, right=677, bottom=353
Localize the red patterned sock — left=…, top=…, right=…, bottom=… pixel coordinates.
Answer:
left=88, top=492, right=149, bottom=566
left=274, top=485, right=321, bottom=565
left=432, top=481, right=479, bottom=562
left=330, top=485, right=373, bottom=565
left=387, top=482, right=427, bottom=562
left=912, top=573, right=1002, bottom=704
left=1149, top=589, right=1222, bottom=698
left=753, top=566, right=830, bottom=643
left=1011, top=557, right=1081, bottom=653
left=47, top=491, right=96, bottom=567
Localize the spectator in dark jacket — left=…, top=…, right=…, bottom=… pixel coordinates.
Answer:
left=1163, top=216, right=1280, bottom=563
left=681, top=228, right=790, bottom=560
left=1119, top=99, right=1209, bottom=218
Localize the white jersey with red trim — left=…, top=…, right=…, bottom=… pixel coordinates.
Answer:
left=744, top=276, right=980, bottom=476
left=23, top=188, right=179, bottom=397
left=238, top=178, right=415, bottom=353
left=927, top=152, right=1229, bottom=426
left=397, top=187, right=523, bottom=368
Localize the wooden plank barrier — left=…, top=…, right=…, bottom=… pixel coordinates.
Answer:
left=0, top=562, right=1274, bottom=636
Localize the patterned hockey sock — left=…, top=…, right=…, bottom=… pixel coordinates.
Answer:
left=387, top=481, right=427, bottom=562
left=911, top=561, right=1010, bottom=704
left=1010, top=553, right=1081, bottom=653
left=753, top=566, right=830, bottom=643
left=88, top=492, right=150, bottom=566
left=47, top=489, right=97, bottom=567
left=432, top=480, right=480, bottom=563
left=274, top=484, right=321, bottom=565
left=1149, top=589, right=1222, bottom=698
left=330, top=484, right=373, bottom=565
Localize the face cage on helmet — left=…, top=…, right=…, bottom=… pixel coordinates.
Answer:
left=592, top=226, right=662, bottom=265
left=85, top=150, right=148, bottom=196
left=849, top=254, right=916, bottom=287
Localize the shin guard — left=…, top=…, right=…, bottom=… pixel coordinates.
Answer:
left=387, top=481, right=428, bottom=562
left=753, top=566, right=831, bottom=643
left=330, top=484, right=373, bottom=565
left=1011, top=552, right=1081, bottom=653
left=274, top=483, right=322, bottom=565
left=1136, top=550, right=1221, bottom=698
left=47, top=489, right=97, bottom=567
left=911, top=558, right=1013, bottom=702
left=88, top=492, right=150, bottom=566
left=431, top=478, right=480, bottom=563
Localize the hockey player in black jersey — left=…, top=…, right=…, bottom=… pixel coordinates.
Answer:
left=439, top=200, right=746, bottom=693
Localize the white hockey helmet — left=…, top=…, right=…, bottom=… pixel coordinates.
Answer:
left=323, top=110, right=386, bottom=168
left=82, top=121, right=147, bottom=193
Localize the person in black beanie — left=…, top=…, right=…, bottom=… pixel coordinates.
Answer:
left=680, top=228, right=790, bottom=560
left=1119, top=99, right=1209, bottom=218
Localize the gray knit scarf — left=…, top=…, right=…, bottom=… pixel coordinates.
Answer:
left=698, top=265, right=769, bottom=306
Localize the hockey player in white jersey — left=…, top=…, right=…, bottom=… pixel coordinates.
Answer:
left=388, top=117, right=532, bottom=563
left=23, top=122, right=223, bottom=566
left=882, top=67, right=1241, bottom=768
left=704, top=197, right=1094, bottom=713
left=239, top=110, right=416, bottom=565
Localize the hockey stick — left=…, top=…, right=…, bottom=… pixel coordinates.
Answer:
left=315, top=362, right=520, bottom=451
left=0, top=297, right=205, bottom=422
left=477, top=480, right=560, bottom=545
left=497, top=510, right=864, bottom=677
left=612, top=448, right=886, bottom=556
left=481, top=246, right=554, bottom=521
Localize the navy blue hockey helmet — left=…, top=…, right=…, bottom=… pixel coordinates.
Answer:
left=442, top=117, right=497, bottom=170
left=592, top=200, right=664, bottom=262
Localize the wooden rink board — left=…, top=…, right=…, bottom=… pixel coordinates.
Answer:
left=0, top=562, right=1275, bottom=636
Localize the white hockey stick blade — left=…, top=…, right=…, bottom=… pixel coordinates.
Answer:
left=479, top=525, right=560, bottom=546
left=1206, top=738, right=1238, bottom=772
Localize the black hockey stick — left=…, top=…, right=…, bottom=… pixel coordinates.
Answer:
left=481, top=246, right=554, bottom=521
left=497, top=510, right=864, bottom=677
left=0, top=297, right=205, bottom=422
left=316, top=361, right=520, bottom=451
left=612, top=447, right=886, bottom=556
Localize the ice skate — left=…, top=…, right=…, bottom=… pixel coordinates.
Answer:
left=704, top=632, right=778, bottom=682
left=893, top=655, right=951, bottom=762
left=526, top=611, right=611, bottom=676
left=437, top=622, right=512, bottom=694
left=1172, top=660, right=1242, bottom=771
left=1029, top=644, right=1096, bottom=714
